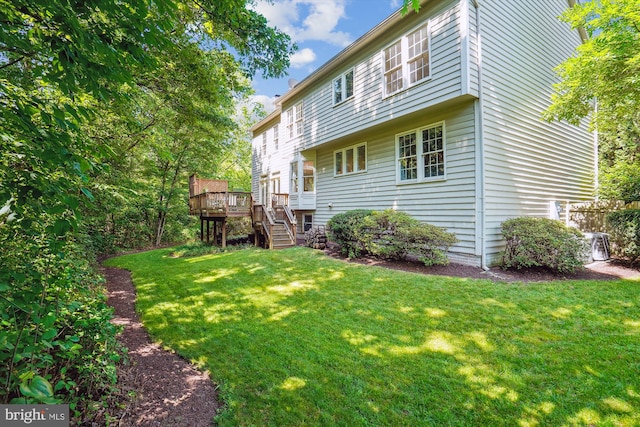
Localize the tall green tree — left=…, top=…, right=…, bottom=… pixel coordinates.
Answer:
left=544, top=0, right=640, bottom=201
left=0, top=0, right=293, bottom=417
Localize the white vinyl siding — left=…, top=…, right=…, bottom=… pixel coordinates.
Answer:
left=297, top=0, right=462, bottom=149
left=315, top=103, right=478, bottom=265
left=479, top=0, right=595, bottom=265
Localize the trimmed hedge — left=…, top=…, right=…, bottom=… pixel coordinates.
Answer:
left=328, top=209, right=457, bottom=266
left=501, top=217, right=588, bottom=273
left=607, top=209, right=640, bottom=261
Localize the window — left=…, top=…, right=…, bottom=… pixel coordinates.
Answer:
left=286, top=102, right=303, bottom=139
left=303, top=160, right=315, bottom=192
left=397, top=123, right=445, bottom=183
left=334, top=142, right=367, bottom=176
left=333, top=69, right=354, bottom=105
left=383, top=23, right=430, bottom=96
left=273, top=125, right=279, bottom=151
left=261, top=133, right=267, bottom=155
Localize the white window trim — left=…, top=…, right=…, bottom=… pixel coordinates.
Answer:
left=332, top=68, right=355, bottom=106
left=382, top=22, right=431, bottom=98
left=272, top=124, right=279, bottom=151
left=261, top=132, right=267, bottom=156
left=395, top=121, right=446, bottom=185
left=286, top=102, right=303, bottom=140
left=334, top=142, right=368, bottom=177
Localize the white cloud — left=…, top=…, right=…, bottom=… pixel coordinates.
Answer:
left=253, top=0, right=352, bottom=47
left=289, top=48, right=317, bottom=68
left=249, top=94, right=278, bottom=114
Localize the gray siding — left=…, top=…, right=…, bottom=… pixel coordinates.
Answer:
left=313, top=102, right=479, bottom=265
left=295, top=0, right=466, bottom=149
left=479, top=0, right=595, bottom=265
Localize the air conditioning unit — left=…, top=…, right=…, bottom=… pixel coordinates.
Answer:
left=584, top=232, right=610, bottom=262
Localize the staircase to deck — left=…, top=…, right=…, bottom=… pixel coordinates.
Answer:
left=252, top=197, right=297, bottom=250
left=270, top=222, right=296, bottom=249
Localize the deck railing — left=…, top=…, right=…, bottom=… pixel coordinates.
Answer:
left=189, top=191, right=252, bottom=217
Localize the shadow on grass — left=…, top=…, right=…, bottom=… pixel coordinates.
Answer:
left=106, top=247, right=640, bottom=426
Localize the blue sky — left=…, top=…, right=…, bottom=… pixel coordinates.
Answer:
left=250, top=0, right=403, bottom=112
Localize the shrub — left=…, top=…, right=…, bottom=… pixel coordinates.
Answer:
left=607, top=209, right=640, bottom=261
left=327, top=209, right=373, bottom=257
left=501, top=217, right=588, bottom=273
left=356, top=209, right=457, bottom=266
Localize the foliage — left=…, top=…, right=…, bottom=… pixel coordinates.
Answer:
left=105, top=247, right=640, bottom=427
left=607, top=209, right=640, bottom=261
left=357, top=209, right=457, bottom=266
left=327, top=209, right=373, bottom=257
left=544, top=0, right=640, bottom=134
left=501, top=217, right=588, bottom=273
left=0, top=229, right=121, bottom=421
left=0, top=0, right=293, bottom=421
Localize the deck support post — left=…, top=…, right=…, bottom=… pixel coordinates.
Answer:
left=222, top=218, right=227, bottom=248
left=206, top=219, right=210, bottom=244
left=200, top=217, right=204, bottom=241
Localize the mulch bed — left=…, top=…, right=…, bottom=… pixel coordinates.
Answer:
left=100, top=247, right=640, bottom=425
left=102, top=267, right=220, bottom=426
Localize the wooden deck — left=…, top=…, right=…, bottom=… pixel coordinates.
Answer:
left=188, top=191, right=252, bottom=218
left=188, top=175, right=295, bottom=248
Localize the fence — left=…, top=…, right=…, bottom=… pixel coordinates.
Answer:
left=568, top=200, right=640, bottom=233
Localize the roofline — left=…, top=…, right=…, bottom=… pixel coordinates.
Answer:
left=275, top=1, right=430, bottom=107
left=250, top=107, right=281, bottom=134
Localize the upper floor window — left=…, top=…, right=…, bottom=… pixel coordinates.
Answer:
left=333, top=69, right=354, bottom=105
left=335, top=142, right=367, bottom=176
left=396, top=122, right=445, bottom=183
left=273, top=125, right=279, bottom=151
left=383, top=23, right=430, bottom=97
left=287, top=102, right=303, bottom=139
left=261, top=133, right=267, bottom=156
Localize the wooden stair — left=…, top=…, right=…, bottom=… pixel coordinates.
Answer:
left=270, top=222, right=296, bottom=249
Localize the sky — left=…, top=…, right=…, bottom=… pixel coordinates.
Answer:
left=250, top=0, right=404, bottom=113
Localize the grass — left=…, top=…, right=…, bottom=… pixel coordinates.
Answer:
left=104, top=246, right=640, bottom=426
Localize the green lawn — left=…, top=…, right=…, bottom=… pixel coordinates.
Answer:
left=104, top=246, right=640, bottom=426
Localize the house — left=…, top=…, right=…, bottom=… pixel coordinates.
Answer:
left=250, top=0, right=595, bottom=267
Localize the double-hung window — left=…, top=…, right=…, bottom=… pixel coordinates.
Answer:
left=273, top=125, right=279, bottom=151
left=286, top=102, right=303, bottom=139
left=335, top=143, right=367, bottom=176
left=261, top=133, right=267, bottom=156
left=383, top=23, right=430, bottom=97
left=397, top=122, right=445, bottom=183
left=333, top=69, right=354, bottom=105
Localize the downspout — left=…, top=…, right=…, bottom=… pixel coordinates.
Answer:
left=471, top=0, right=489, bottom=271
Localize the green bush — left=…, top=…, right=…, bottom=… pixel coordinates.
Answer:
left=607, top=209, right=640, bottom=261
left=357, top=209, right=457, bottom=266
left=327, top=209, right=373, bottom=257
left=501, top=217, right=588, bottom=273
left=0, top=228, right=122, bottom=422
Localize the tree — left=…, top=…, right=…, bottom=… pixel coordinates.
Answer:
left=0, top=0, right=293, bottom=416
left=544, top=0, right=640, bottom=201
left=545, top=0, right=640, bottom=132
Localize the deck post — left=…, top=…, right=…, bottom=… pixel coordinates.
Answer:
left=200, top=217, right=204, bottom=241
left=222, top=218, right=227, bottom=248
left=206, top=219, right=210, bottom=243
